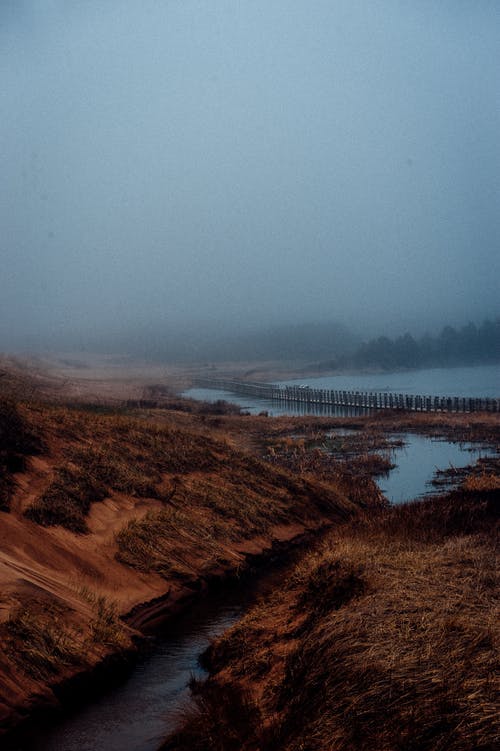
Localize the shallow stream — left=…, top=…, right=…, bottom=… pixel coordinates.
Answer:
left=18, top=433, right=496, bottom=750
left=18, top=587, right=250, bottom=751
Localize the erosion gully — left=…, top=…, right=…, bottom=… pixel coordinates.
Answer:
left=20, top=586, right=256, bottom=751
left=8, top=433, right=496, bottom=751
left=6, top=535, right=311, bottom=751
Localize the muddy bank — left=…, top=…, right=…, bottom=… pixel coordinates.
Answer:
left=1, top=389, right=364, bottom=743
left=123, top=522, right=331, bottom=633
left=2, top=521, right=332, bottom=750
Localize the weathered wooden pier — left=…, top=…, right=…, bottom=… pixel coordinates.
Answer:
left=194, top=377, right=499, bottom=413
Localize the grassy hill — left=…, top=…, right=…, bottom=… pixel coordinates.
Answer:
left=0, top=364, right=361, bottom=738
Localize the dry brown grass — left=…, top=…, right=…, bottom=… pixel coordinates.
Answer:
left=3, top=365, right=497, bottom=747
left=3, top=601, right=83, bottom=680
left=164, top=487, right=499, bottom=751
left=0, top=399, right=42, bottom=511
left=2, top=586, right=129, bottom=689
left=24, top=463, right=108, bottom=532
left=115, top=466, right=357, bottom=581
left=83, top=592, right=129, bottom=648
left=463, top=472, right=500, bottom=492
left=264, top=439, right=387, bottom=509
left=4, top=612, right=127, bottom=691
left=18, top=401, right=358, bottom=538
left=19, top=404, right=247, bottom=531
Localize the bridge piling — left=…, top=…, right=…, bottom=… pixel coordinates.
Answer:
left=193, top=378, right=498, bottom=414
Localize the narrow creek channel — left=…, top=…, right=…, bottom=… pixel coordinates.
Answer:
left=16, top=584, right=255, bottom=751
left=17, top=435, right=496, bottom=751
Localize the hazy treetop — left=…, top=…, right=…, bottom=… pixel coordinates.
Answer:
left=1, top=1, right=499, bottom=353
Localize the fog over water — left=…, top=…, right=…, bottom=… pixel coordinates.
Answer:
left=1, top=1, right=499, bottom=357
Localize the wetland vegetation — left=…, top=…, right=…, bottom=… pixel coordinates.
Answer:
left=1, top=357, right=498, bottom=750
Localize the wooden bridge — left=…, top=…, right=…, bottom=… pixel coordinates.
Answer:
left=194, top=377, right=499, bottom=413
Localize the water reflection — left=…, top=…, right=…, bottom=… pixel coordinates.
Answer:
left=25, top=591, right=247, bottom=751
left=183, top=387, right=372, bottom=417
left=378, top=434, right=495, bottom=504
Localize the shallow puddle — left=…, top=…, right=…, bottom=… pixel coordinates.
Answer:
left=377, top=434, right=495, bottom=504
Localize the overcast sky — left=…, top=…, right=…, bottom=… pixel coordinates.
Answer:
left=1, top=1, right=499, bottom=352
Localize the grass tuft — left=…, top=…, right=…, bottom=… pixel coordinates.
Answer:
left=0, top=398, right=42, bottom=511
left=24, top=464, right=108, bottom=533
left=4, top=604, right=80, bottom=680
left=164, top=680, right=263, bottom=751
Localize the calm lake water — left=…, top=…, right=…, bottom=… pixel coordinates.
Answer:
left=184, top=386, right=296, bottom=416
left=183, top=364, right=499, bottom=417
left=280, top=363, right=499, bottom=398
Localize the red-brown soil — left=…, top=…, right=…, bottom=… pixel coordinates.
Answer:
left=1, top=355, right=498, bottom=748
left=0, top=359, right=368, bottom=737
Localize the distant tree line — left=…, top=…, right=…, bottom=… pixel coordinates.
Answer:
left=338, top=318, right=500, bottom=371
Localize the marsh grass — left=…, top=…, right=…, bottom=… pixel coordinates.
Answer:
left=115, top=507, right=222, bottom=579
left=115, top=487, right=276, bottom=580
left=3, top=589, right=128, bottom=685
left=163, top=486, right=499, bottom=751
left=25, top=464, right=108, bottom=532
left=115, top=466, right=355, bottom=581
left=87, top=596, right=127, bottom=647
left=68, top=445, right=159, bottom=498
left=0, top=398, right=42, bottom=511
left=165, top=681, right=263, bottom=751
left=4, top=604, right=80, bottom=680
left=18, top=402, right=356, bottom=570
left=22, top=406, right=237, bottom=531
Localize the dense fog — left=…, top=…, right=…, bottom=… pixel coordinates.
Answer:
left=1, top=1, right=499, bottom=358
